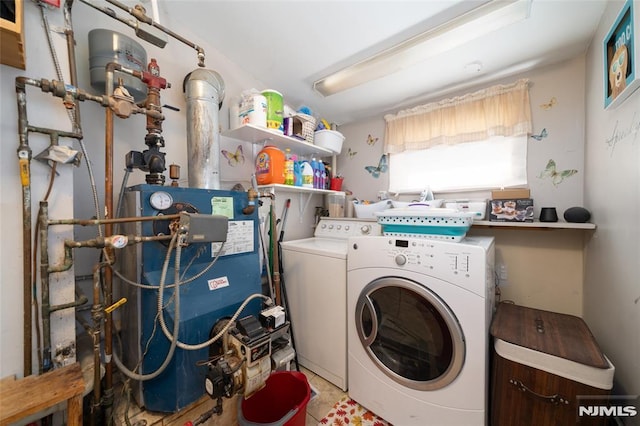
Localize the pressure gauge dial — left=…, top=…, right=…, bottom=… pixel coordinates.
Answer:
left=149, top=191, right=173, bottom=210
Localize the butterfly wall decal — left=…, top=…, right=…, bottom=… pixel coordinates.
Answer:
left=540, top=97, right=557, bottom=110
left=364, top=154, right=388, bottom=178
left=348, top=147, right=357, bottom=158
left=530, top=128, right=548, bottom=141
left=366, top=134, right=379, bottom=146
left=221, top=145, right=245, bottom=167
left=538, top=159, right=577, bottom=186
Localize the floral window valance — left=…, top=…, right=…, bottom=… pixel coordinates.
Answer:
left=384, top=79, right=532, bottom=154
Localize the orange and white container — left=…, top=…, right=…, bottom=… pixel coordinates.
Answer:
left=255, top=145, right=285, bottom=185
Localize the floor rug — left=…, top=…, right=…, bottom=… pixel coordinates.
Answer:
left=318, top=395, right=392, bottom=425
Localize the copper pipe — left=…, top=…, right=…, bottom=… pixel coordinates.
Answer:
left=64, top=0, right=82, bottom=135
left=104, top=79, right=115, bottom=420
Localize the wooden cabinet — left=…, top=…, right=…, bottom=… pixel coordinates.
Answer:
left=1, top=0, right=25, bottom=69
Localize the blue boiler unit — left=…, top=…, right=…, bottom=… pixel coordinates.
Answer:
left=120, top=185, right=262, bottom=412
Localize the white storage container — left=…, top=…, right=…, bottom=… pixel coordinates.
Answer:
left=314, top=130, right=345, bottom=154
left=444, top=199, right=488, bottom=220
left=353, top=199, right=392, bottom=218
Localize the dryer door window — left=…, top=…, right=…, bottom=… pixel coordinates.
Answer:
left=355, top=277, right=465, bottom=391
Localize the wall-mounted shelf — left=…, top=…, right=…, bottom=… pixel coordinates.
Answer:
left=258, top=184, right=345, bottom=217
left=472, top=220, right=596, bottom=230
left=258, top=184, right=342, bottom=195
left=223, top=124, right=334, bottom=157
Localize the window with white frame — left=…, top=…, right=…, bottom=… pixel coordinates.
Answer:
left=388, top=135, right=527, bottom=193
left=384, top=79, right=532, bottom=193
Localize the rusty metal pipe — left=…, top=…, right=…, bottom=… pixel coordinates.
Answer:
left=104, top=0, right=206, bottom=67
left=90, top=261, right=107, bottom=424
left=16, top=78, right=33, bottom=377
left=49, top=294, right=88, bottom=313
left=38, top=202, right=52, bottom=373
left=48, top=213, right=180, bottom=227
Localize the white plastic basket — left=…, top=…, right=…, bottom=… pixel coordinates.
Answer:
left=353, top=199, right=393, bottom=218
left=391, top=199, right=443, bottom=209
left=375, top=207, right=475, bottom=242
left=444, top=199, right=488, bottom=220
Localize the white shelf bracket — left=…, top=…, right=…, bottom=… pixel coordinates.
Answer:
left=298, top=191, right=314, bottom=220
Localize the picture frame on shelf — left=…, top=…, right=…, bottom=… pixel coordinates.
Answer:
left=603, top=0, right=639, bottom=109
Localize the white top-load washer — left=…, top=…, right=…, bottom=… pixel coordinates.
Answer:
left=281, top=218, right=381, bottom=391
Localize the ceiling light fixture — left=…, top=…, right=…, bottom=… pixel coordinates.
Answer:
left=313, top=0, right=531, bottom=97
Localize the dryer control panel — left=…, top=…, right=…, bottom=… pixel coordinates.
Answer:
left=314, top=218, right=382, bottom=239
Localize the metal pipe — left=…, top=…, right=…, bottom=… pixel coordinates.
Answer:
left=104, top=0, right=206, bottom=67
left=104, top=64, right=116, bottom=423
left=90, top=261, right=107, bottom=425
left=48, top=213, right=180, bottom=226
left=16, top=78, right=33, bottom=377
left=50, top=294, right=88, bottom=313
left=184, top=69, right=225, bottom=189
left=15, top=75, right=101, bottom=377
left=38, top=202, right=52, bottom=373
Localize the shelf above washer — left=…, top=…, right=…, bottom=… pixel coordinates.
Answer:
left=472, top=220, right=596, bottom=230
left=222, top=124, right=334, bottom=156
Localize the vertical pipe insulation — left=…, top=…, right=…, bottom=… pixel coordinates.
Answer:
left=183, top=69, right=225, bottom=189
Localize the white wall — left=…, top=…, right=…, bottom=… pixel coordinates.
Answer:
left=583, top=0, right=639, bottom=412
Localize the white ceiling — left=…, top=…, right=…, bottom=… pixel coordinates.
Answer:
left=162, top=0, right=606, bottom=126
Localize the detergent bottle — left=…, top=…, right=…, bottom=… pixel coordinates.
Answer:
left=310, top=157, right=320, bottom=189
left=318, top=161, right=326, bottom=189
left=255, top=145, right=285, bottom=185
left=301, top=160, right=313, bottom=188
left=284, top=148, right=294, bottom=185
left=293, top=156, right=302, bottom=186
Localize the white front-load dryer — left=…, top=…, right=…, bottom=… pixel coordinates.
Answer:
left=347, top=236, right=495, bottom=425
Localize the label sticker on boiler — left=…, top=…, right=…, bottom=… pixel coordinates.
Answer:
left=211, top=196, right=234, bottom=219
left=211, top=220, right=254, bottom=256
left=208, top=276, right=230, bottom=291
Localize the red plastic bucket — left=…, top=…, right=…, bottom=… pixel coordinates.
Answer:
left=238, top=371, right=311, bottom=426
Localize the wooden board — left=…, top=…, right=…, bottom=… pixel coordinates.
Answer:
left=0, top=363, right=84, bottom=425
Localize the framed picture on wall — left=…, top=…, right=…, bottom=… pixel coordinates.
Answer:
left=603, top=0, right=639, bottom=109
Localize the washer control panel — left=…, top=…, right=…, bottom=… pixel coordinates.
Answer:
left=314, top=218, right=382, bottom=239
left=386, top=238, right=474, bottom=276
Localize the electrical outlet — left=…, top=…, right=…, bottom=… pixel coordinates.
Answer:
left=498, top=264, right=508, bottom=280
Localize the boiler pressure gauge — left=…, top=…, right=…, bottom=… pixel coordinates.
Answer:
left=149, top=191, right=173, bottom=210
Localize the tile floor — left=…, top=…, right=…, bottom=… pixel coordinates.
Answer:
left=113, top=367, right=346, bottom=425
